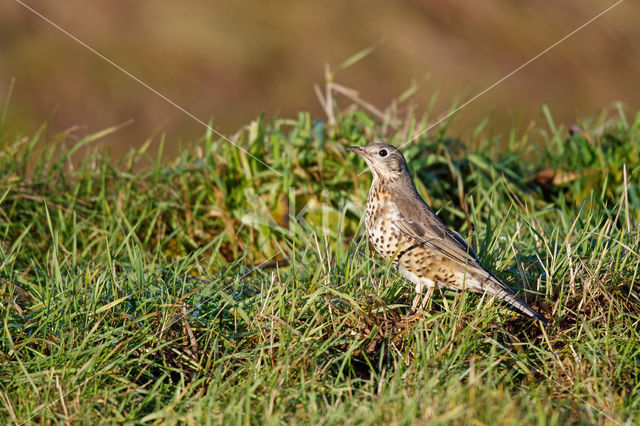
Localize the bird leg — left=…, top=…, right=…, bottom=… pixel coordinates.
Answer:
left=411, top=293, right=421, bottom=311
left=412, top=287, right=435, bottom=312
left=420, top=287, right=435, bottom=310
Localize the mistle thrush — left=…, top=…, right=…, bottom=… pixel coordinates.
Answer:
left=347, top=143, right=548, bottom=324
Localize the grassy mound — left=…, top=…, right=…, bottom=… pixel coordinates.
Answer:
left=1, top=103, right=639, bottom=423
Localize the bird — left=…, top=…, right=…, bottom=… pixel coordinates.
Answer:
left=346, top=143, right=548, bottom=324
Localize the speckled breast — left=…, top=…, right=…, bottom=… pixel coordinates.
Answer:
left=365, top=190, right=407, bottom=260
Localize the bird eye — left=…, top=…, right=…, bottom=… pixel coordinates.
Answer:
left=379, top=149, right=388, bottom=157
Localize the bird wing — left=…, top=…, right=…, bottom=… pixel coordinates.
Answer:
left=393, top=215, right=483, bottom=270
left=389, top=194, right=488, bottom=275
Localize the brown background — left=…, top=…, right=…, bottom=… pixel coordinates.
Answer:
left=1, top=1, right=638, bottom=160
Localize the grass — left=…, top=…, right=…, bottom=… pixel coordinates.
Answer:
left=0, top=90, right=639, bottom=424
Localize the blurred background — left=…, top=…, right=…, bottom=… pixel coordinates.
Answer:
left=1, top=0, right=638, bottom=160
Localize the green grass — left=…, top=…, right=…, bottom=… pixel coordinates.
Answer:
left=1, top=98, right=639, bottom=424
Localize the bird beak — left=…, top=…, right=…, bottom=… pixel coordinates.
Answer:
left=346, top=146, right=364, bottom=156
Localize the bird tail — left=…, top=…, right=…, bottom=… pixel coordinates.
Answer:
left=483, top=276, right=549, bottom=324
left=496, top=288, right=548, bottom=324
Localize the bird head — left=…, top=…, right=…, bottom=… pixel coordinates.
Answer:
left=346, top=143, right=410, bottom=183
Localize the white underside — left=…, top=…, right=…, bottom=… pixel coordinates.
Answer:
left=399, top=265, right=480, bottom=294
left=399, top=266, right=438, bottom=294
